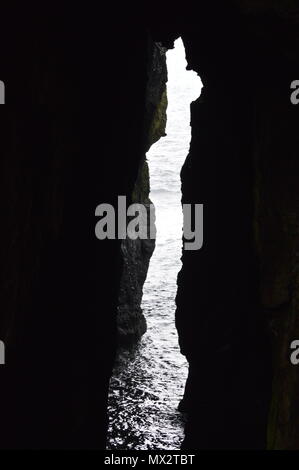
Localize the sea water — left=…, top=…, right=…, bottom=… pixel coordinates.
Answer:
left=107, top=38, right=202, bottom=450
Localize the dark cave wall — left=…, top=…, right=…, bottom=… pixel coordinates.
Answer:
left=173, top=1, right=299, bottom=450
left=175, top=79, right=268, bottom=448
left=253, top=80, right=299, bottom=449
left=0, top=10, right=154, bottom=448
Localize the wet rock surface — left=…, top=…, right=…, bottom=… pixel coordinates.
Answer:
left=117, top=219, right=155, bottom=345
left=116, top=42, right=167, bottom=346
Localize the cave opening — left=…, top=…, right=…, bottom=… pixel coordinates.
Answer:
left=0, top=6, right=297, bottom=452
left=107, top=38, right=202, bottom=450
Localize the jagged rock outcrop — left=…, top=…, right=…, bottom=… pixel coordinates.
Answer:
left=116, top=162, right=155, bottom=345
left=117, top=42, right=167, bottom=345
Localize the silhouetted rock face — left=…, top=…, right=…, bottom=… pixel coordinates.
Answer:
left=253, top=78, right=299, bottom=451
left=172, top=3, right=299, bottom=450
left=117, top=194, right=155, bottom=344
left=0, top=12, right=155, bottom=448
left=117, top=43, right=167, bottom=345
left=117, top=224, right=154, bottom=344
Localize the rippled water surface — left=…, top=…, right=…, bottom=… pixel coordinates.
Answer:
left=107, top=38, right=202, bottom=450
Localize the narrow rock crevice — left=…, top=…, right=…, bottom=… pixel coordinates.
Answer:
left=0, top=3, right=298, bottom=450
